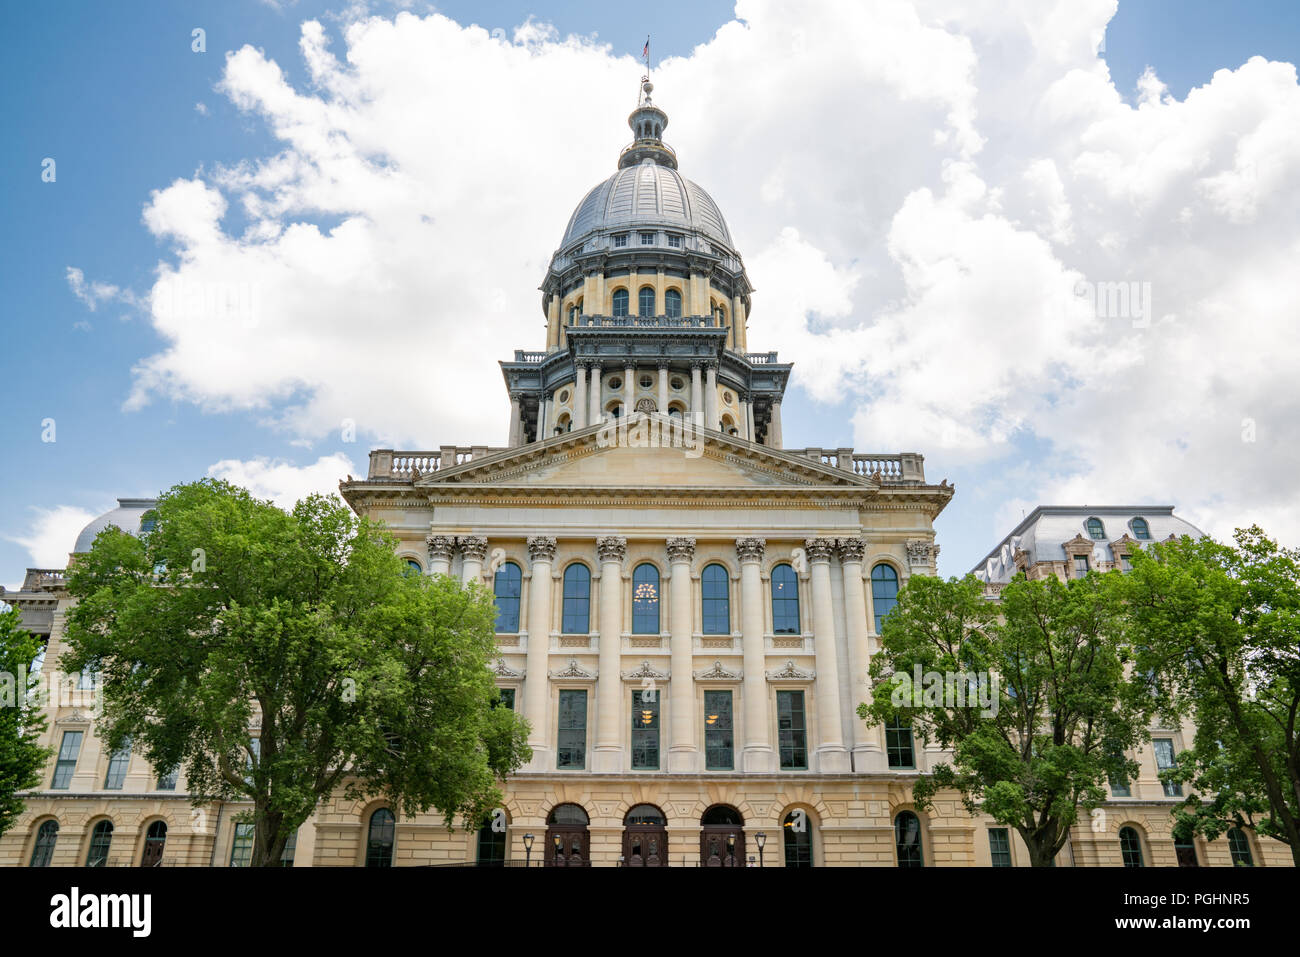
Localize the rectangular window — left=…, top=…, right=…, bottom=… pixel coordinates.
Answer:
left=78, top=666, right=97, bottom=690
left=230, top=823, right=255, bottom=867
left=631, top=690, right=660, bottom=770
left=1153, top=738, right=1182, bottom=797
left=1073, top=555, right=1089, bottom=577
left=704, top=691, right=734, bottom=770
left=51, top=730, right=84, bottom=789
left=493, top=688, right=516, bottom=711
left=157, top=767, right=179, bottom=790
left=777, top=690, right=808, bottom=770
left=1120, top=554, right=1133, bottom=572
left=613, top=234, right=628, bottom=248
left=667, top=234, right=682, bottom=248
left=639, top=232, right=655, bottom=245
left=103, top=736, right=132, bottom=789
left=885, top=716, right=915, bottom=769
left=1109, top=773, right=1131, bottom=797
left=557, top=689, right=588, bottom=769
left=988, top=828, right=1013, bottom=867
left=279, top=829, right=297, bottom=867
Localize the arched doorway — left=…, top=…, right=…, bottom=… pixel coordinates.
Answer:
left=623, top=804, right=667, bottom=867
left=140, top=821, right=167, bottom=867
left=700, top=805, right=745, bottom=867
left=545, top=803, right=590, bottom=867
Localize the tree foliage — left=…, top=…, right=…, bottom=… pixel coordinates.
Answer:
left=0, top=608, right=51, bottom=837
left=62, top=479, right=530, bottom=866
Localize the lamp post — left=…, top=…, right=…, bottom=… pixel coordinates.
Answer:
left=756, top=831, right=767, bottom=868
left=523, top=832, right=534, bottom=868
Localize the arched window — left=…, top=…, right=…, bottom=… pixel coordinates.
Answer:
left=562, top=564, right=591, bottom=634
left=625, top=804, right=666, bottom=826
left=1131, top=517, right=1151, bottom=539
left=476, top=817, right=507, bottom=867
left=871, top=563, right=900, bottom=634
left=612, top=288, right=629, bottom=317
left=493, top=562, right=522, bottom=633
left=568, top=304, right=577, bottom=324
left=86, top=820, right=114, bottom=867
left=546, top=803, right=590, bottom=867
left=638, top=286, right=656, bottom=317
left=632, top=563, right=660, bottom=634
left=895, top=812, right=923, bottom=867
left=664, top=289, right=682, bottom=319
left=1227, top=827, right=1254, bottom=867
left=30, top=820, right=58, bottom=867
left=141, top=820, right=167, bottom=867
left=366, top=808, right=395, bottom=867
left=702, top=563, right=730, bottom=634
left=783, top=810, right=813, bottom=868
left=403, top=558, right=422, bottom=577
left=1174, top=834, right=1199, bottom=867
left=1086, top=517, right=1106, bottom=540
left=1119, top=826, right=1144, bottom=867
left=771, top=563, right=800, bottom=635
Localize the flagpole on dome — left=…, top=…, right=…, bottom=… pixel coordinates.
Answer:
left=640, top=34, right=651, bottom=104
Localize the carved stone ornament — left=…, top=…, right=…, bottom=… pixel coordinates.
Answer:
left=693, top=660, right=742, bottom=681
left=766, top=659, right=815, bottom=681
left=527, top=535, right=558, bottom=563
left=734, top=537, right=766, bottom=563
left=549, top=658, right=597, bottom=680
left=835, top=537, right=866, bottom=564
left=491, top=659, right=522, bottom=678
left=802, top=537, right=836, bottom=563
left=666, top=537, right=696, bottom=563
left=621, top=660, right=669, bottom=682
left=635, top=397, right=657, bottom=413
left=596, top=536, right=628, bottom=564
left=458, top=535, right=489, bottom=562
left=426, top=534, right=457, bottom=563
left=906, top=538, right=936, bottom=568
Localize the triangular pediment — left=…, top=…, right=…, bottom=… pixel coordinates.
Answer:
left=415, top=414, right=870, bottom=490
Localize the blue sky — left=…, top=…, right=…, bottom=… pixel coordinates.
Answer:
left=2, top=0, right=1298, bottom=587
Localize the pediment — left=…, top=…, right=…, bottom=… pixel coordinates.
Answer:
left=415, top=414, right=870, bottom=490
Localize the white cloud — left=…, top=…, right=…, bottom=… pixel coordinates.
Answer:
left=66, top=266, right=136, bottom=312
left=206, top=454, right=358, bottom=510
left=112, top=2, right=1300, bottom=549
left=5, top=505, right=99, bottom=571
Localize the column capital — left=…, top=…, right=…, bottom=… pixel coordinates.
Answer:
left=689, top=359, right=706, bottom=370
left=426, top=534, right=457, bottom=563
left=509, top=391, right=523, bottom=403
left=835, top=537, right=866, bottom=565
left=527, top=536, right=557, bottom=563
left=657, top=358, right=670, bottom=370
left=734, top=537, right=766, bottom=563
left=596, top=535, right=628, bottom=564
left=803, top=537, right=836, bottom=564
left=457, top=535, right=489, bottom=563
left=666, top=537, right=696, bottom=563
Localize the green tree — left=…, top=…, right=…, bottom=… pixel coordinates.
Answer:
left=860, top=572, right=1150, bottom=866
left=62, top=479, right=531, bottom=866
left=0, top=608, right=51, bottom=838
left=1124, top=527, right=1300, bottom=866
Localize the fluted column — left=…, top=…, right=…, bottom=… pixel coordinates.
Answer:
left=593, top=536, right=627, bottom=771
left=690, top=361, right=703, bottom=423
left=745, top=397, right=756, bottom=442
left=657, top=362, right=669, bottom=416
left=459, top=535, right=488, bottom=586
left=623, top=363, right=635, bottom=417
left=524, top=536, right=556, bottom=770
left=806, top=537, right=850, bottom=771
left=589, top=364, right=603, bottom=424
left=704, top=363, right=719, bottom=431
left=507, top=393, right=522, bottom=447
left=574, top=361, right=588, bottom=430
left=426, top=534, right=456, bottom=577
left=667, top=537, right=697, bottom=771
left=538, top=390, right=551, bottom=441
left=837, top=537, right=879, bottom=768
left=737, top=538, right=775, bottom=771
left=770, top=399, right=783, bottom=448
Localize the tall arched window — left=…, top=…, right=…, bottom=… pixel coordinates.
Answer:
left=632, top=563, right=660, bottom=634
left=895, top=811, right=923, bottom=867
left=702, top=563, right=730, bottom=635
left=638, top=286, right=656, bottom=317
left=771, top=563, right=800, bottom=635
left=141, top=820, right=167, bottom=867
left=30, top=820, right=58, bottom=867
left=783, top=810, right=813, bottom=868
left=1227, top=827, right=1254, bottom=866
left=476, top=817, right=507, bottom=867
left=86, top=820, right=114, bottom=867
left=562, top=564, right=591, bottom=634
left=1119, top=826, right=1144, bottom=867
left=366, top=808, right=395, bottom=867
left=871, top=563, right=900, bottom=633
left=1131, top=517, right=1151, bottom=539
left=493, top=562, right=522, bottom=633
left=1086, top=517, right=1106, bottom=539
left=664, top=289, right=682, bottom=319
left=612, top=288, right=629, bottom=317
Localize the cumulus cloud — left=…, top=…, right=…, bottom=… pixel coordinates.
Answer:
left=115, top=1, right=1300, bottom=553
left=66, top=267, right=136, bottom=312
left=206, top=454, right=358, bottom=510
left=5, top=505, right=99, bottom=571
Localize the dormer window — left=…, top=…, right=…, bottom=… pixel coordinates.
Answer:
left=1131, top=517, right=1151, bottom=539
left=1086, top=517, right=1106, bottom=540
left=640, top=232, right=656, bottom=246
left=613, top=234, right=628, bottom=248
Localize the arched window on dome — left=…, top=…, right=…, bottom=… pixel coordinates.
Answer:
left=612, top=288, right=629, bottom=318
left=665, top=289, right=682, bottom=319
left=638, top=286, right=656, bottom=317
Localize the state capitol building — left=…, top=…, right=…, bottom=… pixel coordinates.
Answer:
left=1, top=80, right=1290, bottom=869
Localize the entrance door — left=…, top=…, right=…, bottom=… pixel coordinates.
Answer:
left=545, top=803, right=590, bottom=867
left=140, top=821, right=167, bottom=867
left=700, top=805, right=745, bottom=867
left=623, top=804, right=668, bottom=867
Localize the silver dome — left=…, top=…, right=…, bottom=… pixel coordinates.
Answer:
left=73, top=498, right=157, bottom=553
left=559, top=160, right=734, bottom=251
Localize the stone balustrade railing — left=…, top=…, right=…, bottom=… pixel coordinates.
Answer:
left=787, top=449, right=926, bottom=484
left=368, top=447, right=508, bottom=479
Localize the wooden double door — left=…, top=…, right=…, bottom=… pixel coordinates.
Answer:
left=700, top=827, right=745, bottom=867
left=623, top=825, right=668, bottom=867
left=546, top=826, right=590, bottom=867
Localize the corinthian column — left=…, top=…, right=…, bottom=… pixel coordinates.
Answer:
left=737, top=538, right=775, bottom=771
left=806, top=537, right=850, bottom=771
left=666, top=537, right=697, bottom=771
left=508, top=393, right=522, bottom=447
left=593, top=535, right=627, bottom=771
left=459, top=535, right=488, bottom=586
left=589, top=364, right=603, bottom=424
left=426, top=534, right=456, bottom=578
left=837, top=536, right=879, bottom=768
left=574, top=360, right=589, bottom=430
left=524, top=536, right=557, bottom=770
left=704, top=362, right=719, bottom=431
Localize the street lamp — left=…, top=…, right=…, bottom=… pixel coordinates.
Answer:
left=523, top=832, right=534, bottom=868
left=756, top=831, right=767, bottom=868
